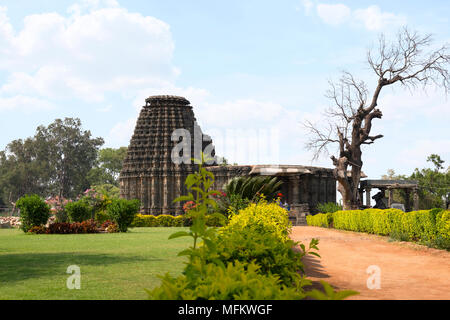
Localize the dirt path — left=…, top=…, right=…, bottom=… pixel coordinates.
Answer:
left=291, top=226, right=450, bottom=300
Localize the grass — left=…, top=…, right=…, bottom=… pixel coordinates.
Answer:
left=0, top=227, right=190, bottom=299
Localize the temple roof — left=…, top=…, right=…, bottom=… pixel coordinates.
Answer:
left=145, top=95, right=190, bottom=104
left=360, top=179, right=418, bottom=189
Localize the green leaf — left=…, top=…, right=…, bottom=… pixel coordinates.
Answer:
left=308, top=251, right=321, bottom=258
left=177, top=249, right=192, bottom=257
left=334, top=290, right=359, bottom=300
left=173, top=194, right=193, bottom=203
left=168, top=231, right=191, bottom=240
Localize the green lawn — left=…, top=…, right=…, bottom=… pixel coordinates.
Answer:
left=0, top=227, right=190, bottom=299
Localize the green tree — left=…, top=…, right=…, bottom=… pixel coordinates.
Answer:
left=410, top=156, right=449, bottom=209
left=0, top=118, right=104, bottom=203
left=382, top=155, right=450, bottom=209
left=87, top=147, right=127, bottom=187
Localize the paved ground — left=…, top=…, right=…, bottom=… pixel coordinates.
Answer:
left=291, top=226, right=450, bottom=300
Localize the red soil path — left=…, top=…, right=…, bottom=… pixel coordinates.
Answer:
left=291, top=226, right=450, bottom=300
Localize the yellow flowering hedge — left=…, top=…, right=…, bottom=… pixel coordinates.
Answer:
left=307, top=208, right=450, bottom=246
left=222, top=200, right=291, bottom=242
left=306, top=213, right=329, bottom=228
left=131, top=214, right=184, bottom=227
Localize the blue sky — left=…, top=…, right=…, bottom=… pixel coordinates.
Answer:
left=0, top=0, right=449, bottom=180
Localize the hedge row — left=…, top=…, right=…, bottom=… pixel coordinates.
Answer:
left=306, top=208, right=450, bottom=247
left=130, top=213, right=226, bottom=228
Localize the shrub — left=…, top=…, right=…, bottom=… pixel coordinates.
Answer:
left=306, top=213, right=329, bottom=228
left=131, top=214, right=157, bottom=227
left=147, top=260, right=307, bottom=300
left=318, top=208, right=450, bottom=250
left=80, top=219, right=99, bottom=233
left=66, top=201, right=92, bottom=223
left=106, top=223, right=119, bottom=233
left=205, top=213, right=227, bottom=227
left=107, top=199, right=140, bottom=232
left=28, top=225, right=47, bottom=234
left=16, top=194, right=51, bottom=232
left=436, top=210, right=450, bottom=241
left=95, top=210, right=109, bottom=224
left=223, top=176, right=283, bottom=202
left=214, top=226, right=316, bottom=285
left=216, top=193, right=251, bottom=217
left=47, top=222, right=82, bottom=234
left=316, top=202, right=342, bottom=214
left=173, top=215, right=184, bottom=227
left=156, top=214, right=175, bottom=227
left=223, top=199, right=291, bottom=242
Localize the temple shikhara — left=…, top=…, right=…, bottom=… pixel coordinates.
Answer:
left=119, top=95, right=336, bottom=225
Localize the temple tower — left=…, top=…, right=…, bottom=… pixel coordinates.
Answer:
left=119, top=95, right=215, bottom=215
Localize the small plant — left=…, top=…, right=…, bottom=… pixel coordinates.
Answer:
left=28, top=225, right=47, bottom=234
left=106, top=198, right=140, bottom=232
left=16, top=194, right=51, bottom=232
left=65, top=201, right=92, bottom=223
left=316, top=202, right=342, bottom=214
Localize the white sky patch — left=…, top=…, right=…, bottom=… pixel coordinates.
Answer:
left=395, top=139, right=450, bottom=170
left=354, top=5, right=407, bottom=31
left=310, top=3, right=406, bottom=31
left=0, top=2, right=177, bottom=107
left=108, top=117, right=137, bottom=147
left=0, top=95, right=55, bottom=112
left=380, top=86, right=450, bottom=122
left=316, top=4, right=351, bottom=26
left=298, top=0, right=314, bottom=15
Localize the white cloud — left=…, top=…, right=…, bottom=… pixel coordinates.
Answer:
left=354, top=5, right=407, bottom=31
left=108, top=117, right=136, bottom=147
left=380, top=86, right=450, bottom=122
left=316, top=4, right=351, bottom=26
left=298, top=0, right=314, bottom=15
left=0, top=2, right=178, bottom=108
left=0, top=95, right=55, bottom=112
left=395, top=139, right=450, bottom=169
left=306, top=3, right=406, bottom=31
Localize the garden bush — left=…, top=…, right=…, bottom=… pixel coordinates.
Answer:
left=205, top=213, right=227, bottom=227
left=65, top=201, right=92, bottom=223
left=106, top=198, right=140, bottom=232
left=214, top=225, right=317, bottom=286
left=16, top=194, right=51, bottom=232
left=306, top=213, right=329, bottom=228
left=147, top=260, right=308, bottom=300
left=223, top=199, right=291, bottom=242
left=312, top=208, right=450, bottom=250
left=95, top=210, right=109, bottom=224
left=316, top=202, right=342, bottom=214
left=27, top=225, right=47, bottom=234
left=156, top=214, right=175, bottom=227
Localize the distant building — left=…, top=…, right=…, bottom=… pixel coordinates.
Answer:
left=119, top=95, right=336, bottom=224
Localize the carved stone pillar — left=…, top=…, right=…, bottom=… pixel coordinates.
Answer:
left=291, top=175, right=300, bottom=204
left=366, top=188, right=371, bottom=207
left=413, top=189, right=419, bottom=211
left=388, top=189, right=394, bottom=208
left=405, top=189, right=411, bottom=212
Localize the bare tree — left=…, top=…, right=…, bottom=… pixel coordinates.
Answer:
left=305, top=28, right=450, bottom=210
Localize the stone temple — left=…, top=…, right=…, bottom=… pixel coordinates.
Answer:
left=119, top=95, right=336, bottom=224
